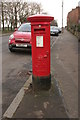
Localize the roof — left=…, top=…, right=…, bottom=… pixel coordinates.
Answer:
left=27, top=14, right=54, bottom=22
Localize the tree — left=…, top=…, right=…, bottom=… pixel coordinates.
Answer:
left=50, top=20, right=58, bottom=26
left=18, top=2, right=29, bottom=24
left=4, top=2, right=13, bottom=30
left=1, top=2, right=4, bottom=31
left=1, top=1, right=43, bottom=31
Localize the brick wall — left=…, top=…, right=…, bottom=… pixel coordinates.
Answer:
left=67, top=7, right=80, bottom=29
left=67, top=6, right=80, bottom=37
left=78, top=7, right=80, bottom=23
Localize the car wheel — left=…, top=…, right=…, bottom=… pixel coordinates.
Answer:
left=56, top=33, right=59, bottom=36
left=9, top=48, right=14, bottom=52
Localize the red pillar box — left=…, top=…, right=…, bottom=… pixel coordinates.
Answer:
left=27, top=15, right=54, bottom=90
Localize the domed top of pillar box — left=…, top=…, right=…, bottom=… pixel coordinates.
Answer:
left=27, top=14, right=54, bottom=23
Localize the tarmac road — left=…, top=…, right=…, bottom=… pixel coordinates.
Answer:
left=2, top=35, right=32, bottom=114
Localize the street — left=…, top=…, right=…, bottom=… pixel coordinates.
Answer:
left=2, top=29, right=78, bottom=118
left=2, top=35, right=32, bottom=114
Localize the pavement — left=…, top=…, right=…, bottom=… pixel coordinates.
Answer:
left=51, top=30, right=78, bottom=118
left=2, top=29, right=78, bottom=119
left=3, top=75, right=68, bottom=119
left=0, top=32, right=12, bottom=37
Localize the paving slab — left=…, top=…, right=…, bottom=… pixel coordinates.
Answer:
left=0, top=32, right=12, bottom=37
left=51, top=30, right=78, bottom=118
left=12, top=75, right=68, bottom=118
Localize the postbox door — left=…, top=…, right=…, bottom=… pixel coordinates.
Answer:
left=32, top=33, right=50, bottom=76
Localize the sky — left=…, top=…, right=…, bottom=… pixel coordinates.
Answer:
left=27, top=0, right=79, bottom=27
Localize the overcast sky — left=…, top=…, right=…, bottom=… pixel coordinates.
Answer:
left=27, top=0, right=79, bottom=27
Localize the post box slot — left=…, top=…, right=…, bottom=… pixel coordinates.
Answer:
left=34, top=28, right=45, bottom=32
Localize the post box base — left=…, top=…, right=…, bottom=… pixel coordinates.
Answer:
left=32, top=74, right=51, bottom=91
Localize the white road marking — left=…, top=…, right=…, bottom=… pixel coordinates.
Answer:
left=51, top=37, right=59, bottom=48
left=3, top=75, right=32, bottom=118
left=51, top=35, right=63, bottom=48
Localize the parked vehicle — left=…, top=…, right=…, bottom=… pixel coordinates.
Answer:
left=50, top=26, right=59, bottom=36
left=8, top=23, right=31, bottom=52
left=54, top=26, right=62, bottom=33
left=58, top=27, right=62, bottom=33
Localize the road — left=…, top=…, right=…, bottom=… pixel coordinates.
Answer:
left=1, top=29, right=78, bottom=118
left=2, top=35, right=32, bottom=114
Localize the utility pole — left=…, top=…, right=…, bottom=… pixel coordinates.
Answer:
left=62, top=0, right=63, bottom=33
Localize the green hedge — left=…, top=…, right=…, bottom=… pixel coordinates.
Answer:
left=78, top=24, right=80, bottom=32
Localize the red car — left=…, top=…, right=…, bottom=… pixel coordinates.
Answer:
left=8, top=23, right=31, bottom=52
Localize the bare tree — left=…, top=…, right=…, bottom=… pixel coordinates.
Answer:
left=13, top=2, right=20, bottom=28
left=4, top=2, right=12, bottom=30
left=18, top=2, right=29, bottom=24
left=51, top=20, right=58, bottom=26
left=1, top=2, right=4, bottom=31
left=1, top=1, right=43, bottom=31
left=29, top=2, right=42, bottom=15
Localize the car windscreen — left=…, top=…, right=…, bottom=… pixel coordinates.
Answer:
left=18, top=23, right=31, bottom=32
left=54, top=27, right=59, bottom=30
left=50, top=26, right=54, bottom=30
left=50, top=26, right=56, bottom=30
